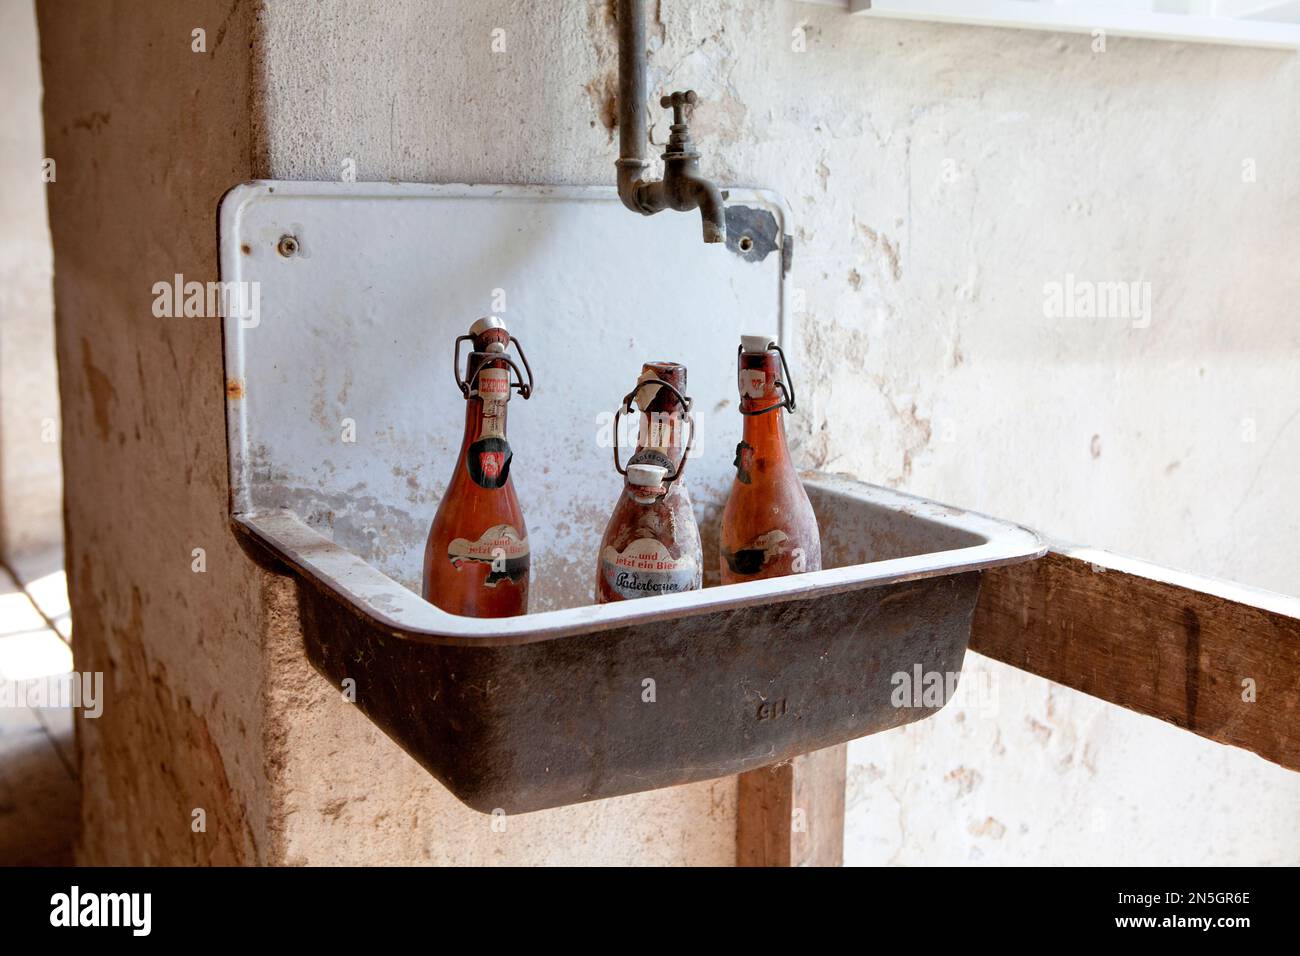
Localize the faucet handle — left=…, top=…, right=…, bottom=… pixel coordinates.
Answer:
left=659, top=90, right=698, bottom=125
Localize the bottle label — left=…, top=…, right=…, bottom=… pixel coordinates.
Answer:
left=740, top=369, right=770, bottom=399
left=477, top=367, right=509, bottom=438
left=475, top=367, right=511, bottom=408
left=628, top=448, right=674, bottom=473
left=722, top=529, right=790, bottom=577
left=447, top=524, right=530, bottom=588
left=467, top=436, right=512, bottom=488
left=468, top=367, right=513, bottom=488
left=733, top=440, right=755, bottom=484
left=601, top=538, right=699, bottom=599
left=641, top=410, right=685, bottom=451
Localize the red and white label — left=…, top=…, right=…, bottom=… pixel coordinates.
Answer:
left=740, top=369, right=767, bottom=399
left=477, top=367, right=510, bottom=440
left=478, top=451, right=505, bottom=480
left=476, top=367, right=511, bottom=400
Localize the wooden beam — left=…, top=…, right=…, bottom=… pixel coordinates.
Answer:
left=972, top=547, right=1300, bottom=773
left=736, top=744, right=847, bottom=867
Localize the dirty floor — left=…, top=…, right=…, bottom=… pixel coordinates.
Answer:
left=0, top=549, right=77, bottom=865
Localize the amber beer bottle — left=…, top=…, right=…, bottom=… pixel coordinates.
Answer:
left=422, top=316, right=532, bottom=616
left=719, top=335, right=821, bottom=583
left=595, top=363, right=702, bottom=603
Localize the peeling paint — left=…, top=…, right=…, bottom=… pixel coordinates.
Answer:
left=724, top=204, right=780, bottom=264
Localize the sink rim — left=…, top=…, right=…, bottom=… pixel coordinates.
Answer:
left=235, top=472, right=1044, bottom=647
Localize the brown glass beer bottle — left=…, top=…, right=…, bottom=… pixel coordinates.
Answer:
left=422, top=316, right=533, bottom=617
left=595, top=363, right=703, bottom=603
left=719, top=334, right=821, bottom=584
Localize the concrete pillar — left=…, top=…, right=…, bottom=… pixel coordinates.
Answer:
left=38, top=0, right=274, bottom=864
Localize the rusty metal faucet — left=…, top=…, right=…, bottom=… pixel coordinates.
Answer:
left=615, top=0, right=727, bottom=244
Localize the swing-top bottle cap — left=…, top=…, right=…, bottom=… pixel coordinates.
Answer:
left=469, top=315, right=506, bottom=337
left=627, top=463, right=668, bottom=487
left=741, top=334, right=776, bottom=354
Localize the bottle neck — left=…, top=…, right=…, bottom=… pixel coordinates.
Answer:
left=741, top=401, right=789, bottom=451
left=634, top=408, right=687, bottom=470
left=454, top=368, right=514, bottom=491
left=738, top=351, right=789, bottom=452
left=631, top=363, right=689, bottom=473
left=461, top=394, right=509, bottom=444
left=462, top=365, right=511, bottom=443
